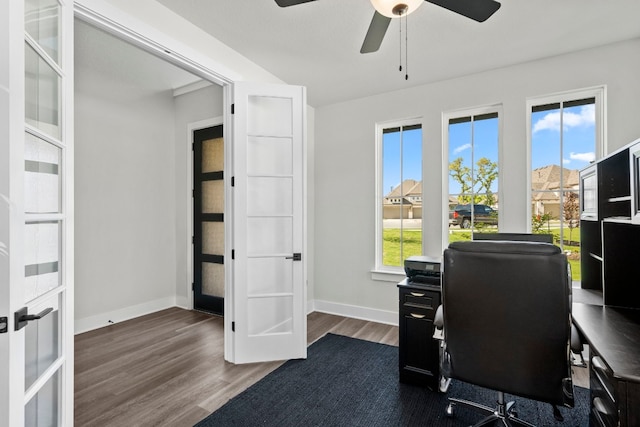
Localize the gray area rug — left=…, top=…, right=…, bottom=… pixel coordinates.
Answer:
left=195, top=333, right=589, bottom=426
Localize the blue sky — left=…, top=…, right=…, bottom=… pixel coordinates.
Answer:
left=382, top=104, right=596, bottom=197
left=530, top=104, right=595, bottom=170
left=382, top=127, right=422, bottom=195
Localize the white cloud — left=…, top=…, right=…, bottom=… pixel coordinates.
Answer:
left=453, top=143, right=471, bottom=155
left=570, top=151, right=596, bottom=162
left=533, top=104, right=595, bottom=133
left=563, top=158, right=570, bottom=165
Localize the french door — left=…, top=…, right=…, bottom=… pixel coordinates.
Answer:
left=229, top=82, right=307, bottom=364
left=0, top=0, right=74, bottom=426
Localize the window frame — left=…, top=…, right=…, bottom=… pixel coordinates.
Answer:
left=372, top=117, right=423, bottom=282
left=442, top=104, right=503, bottom=250
left=526, top=86, right=606, bottom=231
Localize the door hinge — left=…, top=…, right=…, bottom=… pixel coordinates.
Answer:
left=232, top=321, right=235, bottom=332
left=231, top=249, right=235, bottom=260
left=231, top=176, right=235, bottom=187
left=0, top=317, right=7, bottom=334
left=231, top=104, right=235, bottom=114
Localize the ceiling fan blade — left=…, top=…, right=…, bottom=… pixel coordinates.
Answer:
left=360, top=11, right=392, bottom=54
left=275, top=0, right=317, bottom=7
left=426, top=0, right=501, bottom=22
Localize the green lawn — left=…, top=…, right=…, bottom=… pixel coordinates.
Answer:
left=383, top=227, right=582, bottom=281
left=382, top=229, right=423, bottom=267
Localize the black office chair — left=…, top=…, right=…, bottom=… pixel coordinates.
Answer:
left=436, top=240, right=575, bottom=426
left=471, top=232, right=586, bottom=367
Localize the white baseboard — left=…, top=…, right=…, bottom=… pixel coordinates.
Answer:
left=74, top=296, right=178, bottom=335
left=313, top=299, right=398, bottom=326
left=75, top=297, right=398, bottom=335
left=176, top=295, right=190, bottom=310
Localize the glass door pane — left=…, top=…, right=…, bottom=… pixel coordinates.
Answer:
left=25, top=132, right=61, bottom=214
left=25, top=293, right=61, bottom=391
left=25, top=0, right=60, bottom=64
left=25, top=43, right=61, bottom=139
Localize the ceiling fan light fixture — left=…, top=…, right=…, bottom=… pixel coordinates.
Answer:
left=369, top=0, right=423, bottom=18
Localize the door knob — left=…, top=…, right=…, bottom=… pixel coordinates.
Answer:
left=14, top=306, right=53, bottom=331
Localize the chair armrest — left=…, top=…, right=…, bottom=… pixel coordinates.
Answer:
left=434, top=305, right=443, bottom=328
left=432, top=305, right=444, bottom=340
left=570, top=324, right=582, bottom=353
left=570, top=323, right=586, bottom=367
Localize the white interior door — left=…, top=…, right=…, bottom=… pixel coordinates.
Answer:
left=230, top=82, right=306, bottom=364
left=1, top=0, right=74, bottom=425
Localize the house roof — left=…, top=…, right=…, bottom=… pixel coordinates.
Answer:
left=385, top=179, right=420, bottom=199
left=531, top=165, right=580, bottom=191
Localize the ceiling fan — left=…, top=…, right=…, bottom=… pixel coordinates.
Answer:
left=275, top=0, right=501, bottom=54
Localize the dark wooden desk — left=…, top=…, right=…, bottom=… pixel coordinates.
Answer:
left=572, top=302, right=640, bottom=427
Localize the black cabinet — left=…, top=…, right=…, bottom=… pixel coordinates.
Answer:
left=597, top=148, right=631, bottom=219
left=577, top=138, right=640, bottom=426
left=397, top=278, right=441, bottom=390
left=602, top=221, right=640, bottom=309
left=580, top=219, right=602, bottom=291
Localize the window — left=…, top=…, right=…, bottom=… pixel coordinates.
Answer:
left=446, top=109, right=500, bottom=241
left=528, top=88, right=604, bottom=283
left=375, top=121, right=422, bottom=273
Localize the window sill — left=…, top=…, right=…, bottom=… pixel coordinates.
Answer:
left=371, top=269, right=406, bottom=283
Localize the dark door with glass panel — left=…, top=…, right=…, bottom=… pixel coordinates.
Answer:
left=193, top=125, right=224, bottom=315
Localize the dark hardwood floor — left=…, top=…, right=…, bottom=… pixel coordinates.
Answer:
left=74, top=308, right=398, bottom=426
left=74, top=307, right=587, bottom=426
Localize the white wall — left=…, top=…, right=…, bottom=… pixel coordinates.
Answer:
left=313, top=38, right=640, bottom=321
left=75, top=63, right=179, bottom=332
left=173, top=84, right=224, bottom=307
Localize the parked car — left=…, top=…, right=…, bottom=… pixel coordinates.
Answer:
left=450, top=204, right=498, bottom=229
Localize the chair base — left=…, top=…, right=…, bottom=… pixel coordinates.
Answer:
left=446, top=391, right=536, bottom=427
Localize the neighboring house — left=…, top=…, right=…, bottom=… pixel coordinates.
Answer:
left=384, top=179, right=422, bottom=219
left=531, top=165, right=580, bottom=219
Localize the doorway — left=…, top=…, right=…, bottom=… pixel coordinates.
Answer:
left=193, top=125, right=225, bottom=315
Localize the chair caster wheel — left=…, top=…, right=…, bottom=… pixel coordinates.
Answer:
left=446, top=402, right=454, bottom=417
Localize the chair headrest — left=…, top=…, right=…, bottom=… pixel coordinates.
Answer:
left=448, top=240, right=561, bottom=256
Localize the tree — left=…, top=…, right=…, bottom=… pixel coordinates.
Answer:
left=564, top=191, right=580, bottom=244
left=475, top=157, right=498, bottom=206
left=449, top=157, right=472, bottom=204
left=449, top=157, right=498, bottom=206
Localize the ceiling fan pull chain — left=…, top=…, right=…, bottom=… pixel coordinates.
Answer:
left=398, top=11, right=403, bottom=72
left=405, top=12, right=409, bottom=80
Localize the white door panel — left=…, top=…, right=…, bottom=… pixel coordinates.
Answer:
left=231, top=82, right=306, bottom=364
left=1, top=0, right=73, bottom=425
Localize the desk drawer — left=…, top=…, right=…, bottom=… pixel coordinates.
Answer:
left=400, top=289, right=440, bottom=315
left=590, top=354, right=618, bottom=427
left=591, top=356, right=616, bottom=403
left=591, top=397, right=617, bottom=427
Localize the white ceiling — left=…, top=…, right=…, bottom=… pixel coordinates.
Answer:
left=152, top=0, right=640, bottom=107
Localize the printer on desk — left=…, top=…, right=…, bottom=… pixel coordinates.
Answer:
left=404, top=255, right=441, bottom=287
